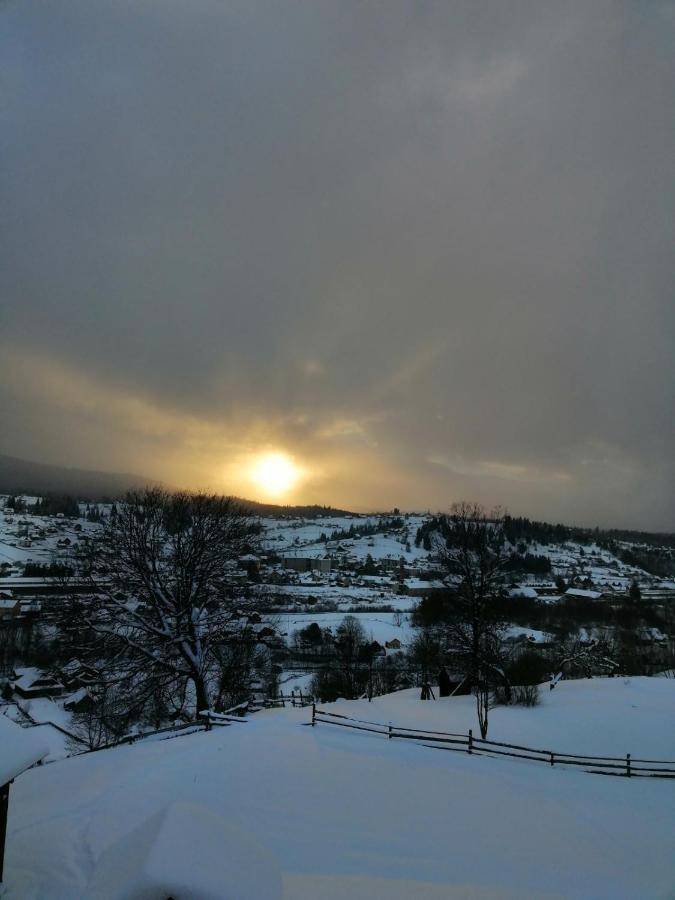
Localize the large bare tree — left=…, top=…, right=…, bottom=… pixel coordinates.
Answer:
left=66, top=489, right=269, bottom=721
left=434, top=502, right=511, bottom=737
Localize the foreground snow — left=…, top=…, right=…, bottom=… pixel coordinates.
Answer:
left=5, top=679, right=674, bottom=899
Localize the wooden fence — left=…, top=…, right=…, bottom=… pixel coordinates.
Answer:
left=265, top=690, right=314, bottom=709
left=311, top=707, right=675, bottom=778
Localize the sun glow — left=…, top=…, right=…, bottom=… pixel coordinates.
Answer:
left=249, top=452, right=301, bottom=498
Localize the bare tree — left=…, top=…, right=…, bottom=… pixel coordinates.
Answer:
left=66, top=686, right=128, bottom=752
left=550, top=631, right=619, bottom=682
left=65, top=489, right=269, bottom=721
left=434, top=502, right=511, bottom=737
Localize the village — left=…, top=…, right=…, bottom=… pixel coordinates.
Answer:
left=1, top=495, right=674, bottom=765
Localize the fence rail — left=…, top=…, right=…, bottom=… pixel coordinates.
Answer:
left=311, top=707, right=675, bottom=778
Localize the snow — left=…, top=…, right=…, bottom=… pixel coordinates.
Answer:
left=320, top=677, right=675, bottom=760
left=85, top=801, right=282, bottom=899
left=20, top=696, right=75, bottom=730
left=0, top=714, right=48, bottom=785
left=6, top=699, right=76, bottom=761
left=507, top=586, right=538, bottom=599
left=0, top=598, right=19, bottom=610
left=564, top=588, right=602, bottom=600
left=277, top=672, right=314, bottom=695
left=4, top=679, right=675, bottom=899
left=503, top=625, right=551, bottom=644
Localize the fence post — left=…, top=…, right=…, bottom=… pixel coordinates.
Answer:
left=550, top=752, right=554, bottom=767
left=311, top=703, right=315, bottom=726
left=626, top=753, right=631, bottom=778
left=468, top=729, right=473, bottom=755
left=388, top=722, right=392, bottom=740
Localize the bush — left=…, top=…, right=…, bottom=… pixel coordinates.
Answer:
left=513, top=684, right=540, bottom=706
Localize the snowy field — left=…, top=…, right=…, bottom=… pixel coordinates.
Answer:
left=321, top=677, right=675, bottom=760
left=5, top=678, right=674, bottom=899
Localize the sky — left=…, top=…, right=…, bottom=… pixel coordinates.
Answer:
left=1, top=1, right=674, bottom=529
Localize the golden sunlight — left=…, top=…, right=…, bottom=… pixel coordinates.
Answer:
left=249, top=452, right=301, bottom=498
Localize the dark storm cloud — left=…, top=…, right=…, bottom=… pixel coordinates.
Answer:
left=2, top=1, right=674, bottom=527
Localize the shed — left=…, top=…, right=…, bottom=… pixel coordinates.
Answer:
left=0, top=715, right=48, bottom=882
left=0, top=599, right=20, bottom=619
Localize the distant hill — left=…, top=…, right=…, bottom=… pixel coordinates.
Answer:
left=0, top=454, right=161, bottom=500
left=0, top=454, right=358, bottom=516
left=233, top=498, right=358, bottom=518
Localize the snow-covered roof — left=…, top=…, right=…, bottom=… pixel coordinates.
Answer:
left=0, top=714, right=49, bottom=784
left=508, top=586, right=539, bottom=599
left=63, top=687, right=91, bottom=706
left=12, top=667, right=62, bottom=691
left=564, top=588, right=602, bottom=599
left=404, top=578, right=445, bottom=590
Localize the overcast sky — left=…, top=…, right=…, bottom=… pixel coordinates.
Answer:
left=2, top=1, right=674, bottom=528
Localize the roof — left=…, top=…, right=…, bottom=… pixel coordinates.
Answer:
left=564, top=588, right=602, bottom=600
left=0, top=714, right=49, bottom=784
left=508, top=586, right=539, bottom=599
left=12, top=667, right=63, bottom=691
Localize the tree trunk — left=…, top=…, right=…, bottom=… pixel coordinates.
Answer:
left=476, top=678, right=489, bottom=739
left=194, top=675, right=210, bottom=716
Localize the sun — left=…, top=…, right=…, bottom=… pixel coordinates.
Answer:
left=249, top=452, right=301, bottom=498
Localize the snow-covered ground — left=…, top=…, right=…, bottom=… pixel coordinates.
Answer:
left=320, top=677, right=675, bottom=760
left=5, top=678, right=674, bottom=899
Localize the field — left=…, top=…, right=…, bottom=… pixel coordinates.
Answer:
left=4, top=678, right=674, bottom=899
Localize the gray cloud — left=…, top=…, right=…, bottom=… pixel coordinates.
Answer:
left=2, top=1, right=674, bottom=528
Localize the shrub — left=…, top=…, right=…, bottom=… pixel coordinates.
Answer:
left=513, top=684, right=540, bottom=706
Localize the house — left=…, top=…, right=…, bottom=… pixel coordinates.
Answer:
left=399, top=578, right=445, bottom=597
left=11, top=667, right=65, bottom=699
left=282, top=556, right=332, bottom=575
left=0, top=715, right=49, bottom=882
left=508, top=586, right=539, bottom=599
left=63, top=688, right=97, bottom=714
left=0, top=599, right=20, bottom=619
left=238, top=554, right=260, bottom=573
left=385, top=638, right=402, bottom=650
left=19, top=600, right=41, bottom=617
